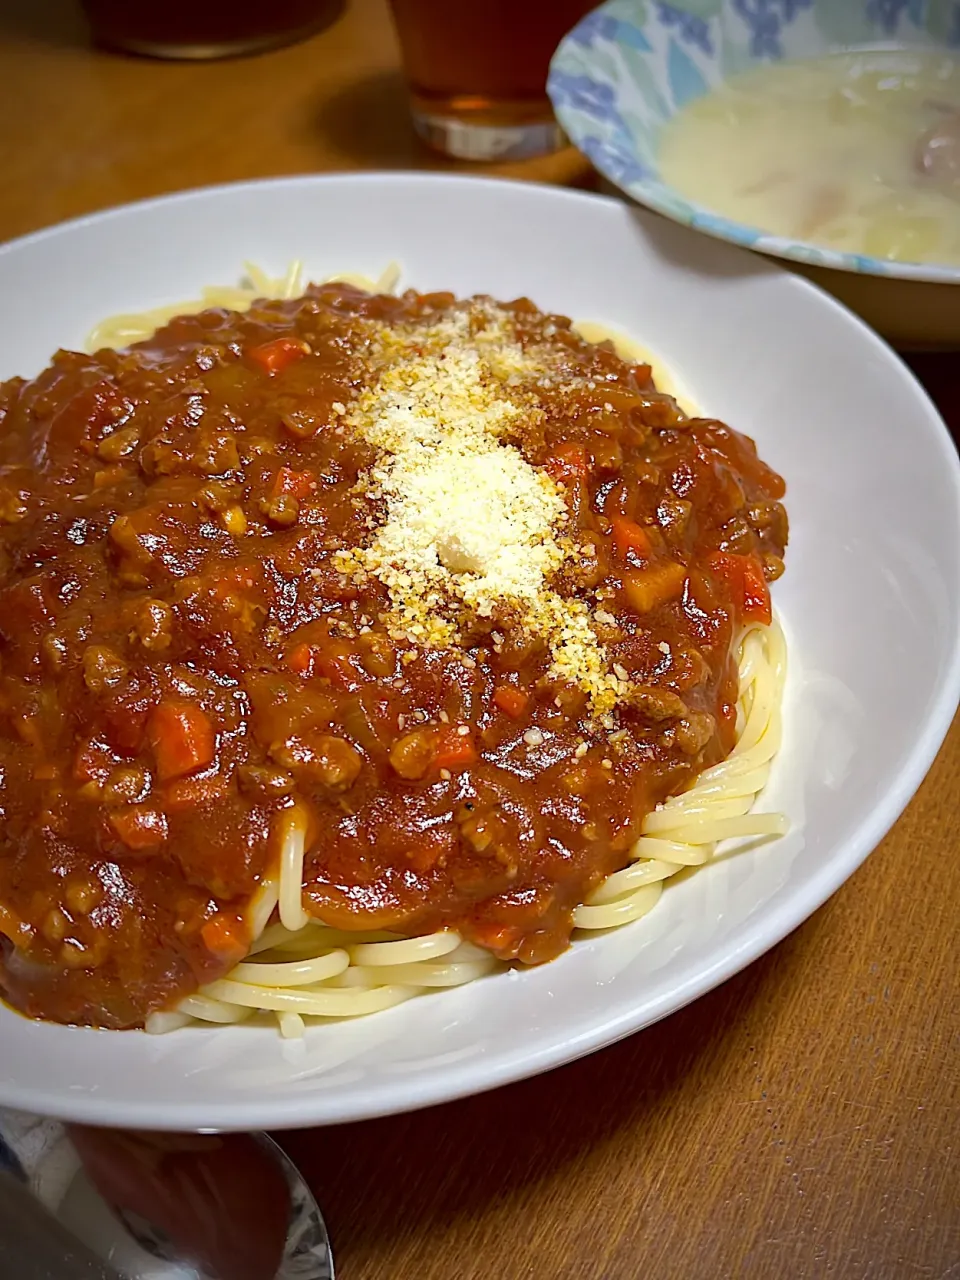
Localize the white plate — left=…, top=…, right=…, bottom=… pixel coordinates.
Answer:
left=0, top=174, right=957, bottom=1131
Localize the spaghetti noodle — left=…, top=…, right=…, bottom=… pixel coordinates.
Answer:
left=85, top=261, right=401, bottom=351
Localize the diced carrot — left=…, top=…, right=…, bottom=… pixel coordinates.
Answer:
left=247, top=337, right=310, bottom=376
left=493, top=685, right=529, bottom=718
left=109, top=805, right=168, bottom=850
left=433, top=727, right=478, bottom=771
left=544, top=442, right=588, bottom=486
left=610, top=516, right=653, bottom=564
left=469, top=922, right=523, bottom=955
left=314, top=648, right=362, bottom=692
left=200, top=914, right=248, bottom=962
left=74, top=741, right=113, bottom=784
left=622, top=561, right=688, bottom=614
left=205, top=569, right=257, bottom=600
left=741, top=554, right=773, bottom=626
left=707, top=551, right=772, bottom=625
left=148, top=699, right=217, bottom=782
left=286, top=642, right=316, bottom=677
left=270, top=466, right=316, bottom=500
left=706, top=551, right=740, bottom=594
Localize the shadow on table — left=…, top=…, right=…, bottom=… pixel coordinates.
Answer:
left=282, top=924, right=810, bottom=1271
left=300, top=69, right=437, bottom=171
left=905, top=355, right=960, bottom=446
left=0, top=0, right=91, bottom=48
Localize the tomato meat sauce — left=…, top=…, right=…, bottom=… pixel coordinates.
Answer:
left=0, top=284, right=787, bottom=1028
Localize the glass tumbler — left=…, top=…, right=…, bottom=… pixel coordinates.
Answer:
left=388, top=0, right=599, bottom=161
left=81, top=0, right=340, bottom=60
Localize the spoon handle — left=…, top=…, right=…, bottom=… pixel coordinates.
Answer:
left=0, top=1110, right=336, bottom=1280
left=0, top=1169, right=123, bottom=1280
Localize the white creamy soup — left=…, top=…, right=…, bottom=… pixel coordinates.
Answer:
left=658, top=50, right=960, bottom=266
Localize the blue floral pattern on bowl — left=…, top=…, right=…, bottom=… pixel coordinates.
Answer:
left=548, top=0, right=960, bottom=284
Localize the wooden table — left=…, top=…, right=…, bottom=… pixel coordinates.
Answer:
left=2, top=4, right=958, bottom=1277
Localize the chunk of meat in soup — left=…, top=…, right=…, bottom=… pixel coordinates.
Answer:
left=915, top=109, right=960, bottom=185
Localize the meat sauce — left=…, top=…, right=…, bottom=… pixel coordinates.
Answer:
left=0, top=284, right=787, bottom=1028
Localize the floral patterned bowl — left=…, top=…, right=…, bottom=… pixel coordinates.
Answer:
left=549, top=0, right=960, bottom=347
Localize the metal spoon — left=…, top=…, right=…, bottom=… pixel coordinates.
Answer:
left=0, top=1113, right=334, bottom=1280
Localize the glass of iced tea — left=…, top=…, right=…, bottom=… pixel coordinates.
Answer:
left=388, top=0, right=598, bottom=161
left=81, top=0, right=340, bottom=60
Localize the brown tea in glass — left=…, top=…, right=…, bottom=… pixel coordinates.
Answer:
left=388, top=0, right=598, bottom=160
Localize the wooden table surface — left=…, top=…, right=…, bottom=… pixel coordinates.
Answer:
left=2, top=4, right=958, bottom=1278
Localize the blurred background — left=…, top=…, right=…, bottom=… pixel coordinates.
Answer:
left=0, top=0, right=600, bottom=244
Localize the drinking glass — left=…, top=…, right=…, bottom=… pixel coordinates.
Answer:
left=81, top=0, right=340, bottom=60
left=388, top=0, right=598, bottom=160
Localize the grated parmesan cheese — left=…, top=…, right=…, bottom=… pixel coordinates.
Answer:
left=332, top=302, right=634, bottom=711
